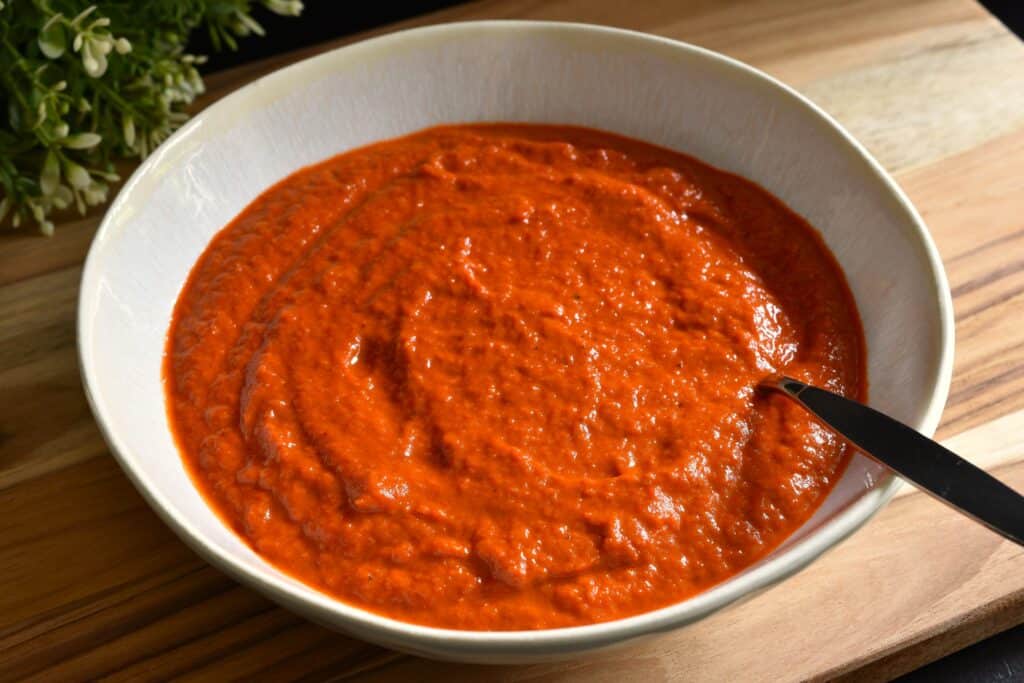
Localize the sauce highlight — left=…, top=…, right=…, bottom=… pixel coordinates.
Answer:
left=166, top=124, right=866, bottom=630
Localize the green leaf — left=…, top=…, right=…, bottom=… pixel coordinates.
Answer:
left=52, top=185, right=73, bottom=209
left=70, top=6, right=98, bottom=27
left=62, top=132, right=102, bottom=149
left=122, top=115, right=135, bottom=148
left=63, top=159, right=90, bottom=190
left=40, top=149, right=60, bottom=195
left=81, top=39, right=108, bottom=78
left=2, top=0, right=300, bottom=233
left=38, top=22, right=67, bottom=59
left=7, top=100, right=22, bottom=131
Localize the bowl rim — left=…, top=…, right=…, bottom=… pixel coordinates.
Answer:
left=78, top=19, right=955, bottom=654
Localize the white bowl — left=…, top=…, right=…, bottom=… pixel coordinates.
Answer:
left=79, top=21, right=954, bottom=662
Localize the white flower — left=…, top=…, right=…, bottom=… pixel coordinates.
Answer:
left=114, top=37, right=132, bottom=54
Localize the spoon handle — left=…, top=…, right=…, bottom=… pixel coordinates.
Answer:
left=764, top=376, right=1024, bottom=547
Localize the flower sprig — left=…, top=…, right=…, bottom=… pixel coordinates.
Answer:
left=0, top=0, right=303, bottom=235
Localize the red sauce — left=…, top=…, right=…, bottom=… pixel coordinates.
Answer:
left=166, top=124, right=865, bottom=630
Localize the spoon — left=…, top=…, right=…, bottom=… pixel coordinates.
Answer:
left=762, top=376, right=1024, bottom=547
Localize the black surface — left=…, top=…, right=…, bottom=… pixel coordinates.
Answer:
left=187, top=1, right=467, bottom=72
left=981, top=0, right=1024, bottom=39
left=896, top=626, right=1024, bottom=682
left=187, top=2, right=1024, bottom=681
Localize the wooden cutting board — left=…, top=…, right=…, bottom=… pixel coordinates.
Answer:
left=2, top=0, right=1023, bottom=680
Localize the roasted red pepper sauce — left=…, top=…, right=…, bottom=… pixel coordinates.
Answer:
left=166, top=124, right=866, bottom=630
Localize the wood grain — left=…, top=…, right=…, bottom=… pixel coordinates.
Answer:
left=1, top=0, right=1023, bottom=680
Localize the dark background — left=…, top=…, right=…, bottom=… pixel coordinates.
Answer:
left=982, top=0, right=1024, bottom=39
left=189, top=1, right=467, bottom=71
left=189, top=3, right=1024, bottom=681
left=186, top=0, right=1024, bottom=70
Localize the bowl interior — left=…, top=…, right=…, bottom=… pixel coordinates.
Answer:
left=79, top=22, right=951, bottom=659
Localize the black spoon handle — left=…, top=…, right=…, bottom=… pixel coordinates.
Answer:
left=764, top=376, right=1024, bottom=547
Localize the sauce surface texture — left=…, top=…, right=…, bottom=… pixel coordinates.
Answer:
left=166, top=124, right=865, bottom=630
